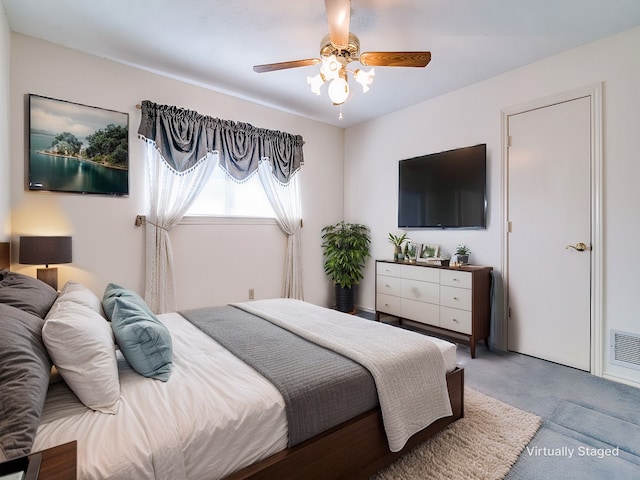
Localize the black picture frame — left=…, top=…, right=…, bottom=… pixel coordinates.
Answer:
left=28, top=94, right=129, bottom=196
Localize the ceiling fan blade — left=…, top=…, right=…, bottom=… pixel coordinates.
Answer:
left=253, top=58, right=321, bottom=73
left=360, top=51, right=432, bottom=68
left=325, top=0, right=350, bottom=48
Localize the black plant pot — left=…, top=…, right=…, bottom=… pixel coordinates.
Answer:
left=335, top=284, right=356, bottom=313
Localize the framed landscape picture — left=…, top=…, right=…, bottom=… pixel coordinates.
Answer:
left=28, top=94, right=129, bottom=195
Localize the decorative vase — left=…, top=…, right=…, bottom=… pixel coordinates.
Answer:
left=457, top=254, right=469, bottom=265
left=335, top=284, right=356, bottom=313
left=393, top=245, right=401, bottom=262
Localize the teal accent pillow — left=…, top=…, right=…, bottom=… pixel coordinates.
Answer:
left=111, top=297, right=173, bottom=381
left=102, top=283, right=155, bottom=321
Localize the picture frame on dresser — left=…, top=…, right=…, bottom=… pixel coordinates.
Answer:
left=417, top=244, right=439, bottom=262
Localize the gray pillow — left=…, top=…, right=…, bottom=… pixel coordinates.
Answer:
left=111, top=297, right=172, bottom=381
left=0, top=270, right=58, bottom=319
left=0, top=303, right=52, bottom=460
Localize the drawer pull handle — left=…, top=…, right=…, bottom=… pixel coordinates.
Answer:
left=386, top=284, right=391, bottom=288
left=453, top=297, right=459, bottom=301
left=452, top=318, right=459, bottom=323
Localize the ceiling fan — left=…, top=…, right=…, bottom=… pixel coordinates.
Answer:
left=253, top=0, right=431, bottom=108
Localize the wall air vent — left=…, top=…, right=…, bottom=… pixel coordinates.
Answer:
left=610, top=330, right=640, bottom=371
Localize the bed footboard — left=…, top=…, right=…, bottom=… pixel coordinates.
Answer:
left=226, top=367, right=464, bottom=480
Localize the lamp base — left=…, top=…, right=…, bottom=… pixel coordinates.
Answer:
left=37, top=267, right=58, bottom=291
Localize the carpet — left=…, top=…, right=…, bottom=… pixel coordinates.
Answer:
left=372, top=388, right=542, bottom=480
left=506, top=400, right=640, bottom=479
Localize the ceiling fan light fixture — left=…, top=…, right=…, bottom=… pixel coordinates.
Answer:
left=328, top=77, right=349, bottom=105
left=320, top=54, right=342, bottom=81
left=354, top=67, right=375, bottom=93
left=307, top=73, right=325, bottom=95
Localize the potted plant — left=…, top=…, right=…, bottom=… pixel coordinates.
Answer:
left=321, top=222, right=371, bottom=313
left=455, top=245, right=471, bottom=265
left=388, top=233, right=408, bottom=262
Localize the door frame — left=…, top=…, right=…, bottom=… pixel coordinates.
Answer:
left=500, top=83, right=603, bottom=375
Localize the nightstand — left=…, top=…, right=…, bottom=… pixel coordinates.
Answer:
left=35, top=442, right=77, bottom=480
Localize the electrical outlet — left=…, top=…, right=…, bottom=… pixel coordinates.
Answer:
left=248, top=288, right=254, bottom=300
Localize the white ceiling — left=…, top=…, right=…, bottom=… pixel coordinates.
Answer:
left=3, top=0, right=640, bottom=127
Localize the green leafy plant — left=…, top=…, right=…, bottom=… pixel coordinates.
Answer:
left=455, top=244, right=471, bottom=255
left=321, top=222, right=371, bottom=288
left=387, top=232, right=409, bottom=247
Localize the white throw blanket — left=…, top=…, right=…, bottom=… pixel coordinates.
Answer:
left=233, top=298, right=453, bottom=452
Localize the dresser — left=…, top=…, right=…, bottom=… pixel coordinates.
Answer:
left=375, top=260, right=492, bottom=358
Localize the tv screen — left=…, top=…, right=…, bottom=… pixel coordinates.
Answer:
left=28, top=94, right=129, bottom=196
left=398, top=144, right=486, bottom=229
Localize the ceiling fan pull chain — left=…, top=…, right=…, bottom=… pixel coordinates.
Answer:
left=339, top=105, right=344, bottom=120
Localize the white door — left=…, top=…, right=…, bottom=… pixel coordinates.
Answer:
left=507, top=97, right=592, bottom=371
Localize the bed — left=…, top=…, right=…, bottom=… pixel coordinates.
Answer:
left=0, top=245, right=464, bottom=480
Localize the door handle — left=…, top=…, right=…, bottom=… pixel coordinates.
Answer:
left=565, top=242, right=590, bottom=252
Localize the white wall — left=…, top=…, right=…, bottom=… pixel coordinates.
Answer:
left=0, top=5, right=10, bottom=240
left=344, top=26, right=640, bottom=386
left=9, top=33, right=344, bottom=308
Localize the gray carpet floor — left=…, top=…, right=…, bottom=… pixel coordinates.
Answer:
left=363, top=312, right=640, bottom=479
left=457, top=343, right=640, bottom=479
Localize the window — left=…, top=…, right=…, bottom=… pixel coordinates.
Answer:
left=186, top=162, right=275, bottom=218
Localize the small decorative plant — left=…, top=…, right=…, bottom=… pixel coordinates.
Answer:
left=388, top=233, right=409, bottom=261
left=455, top=245, right=471, bottom=265
left=455, top=245, right=471, bottom=255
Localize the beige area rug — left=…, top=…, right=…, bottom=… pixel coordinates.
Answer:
left=373, top=388, right=542, bottom=480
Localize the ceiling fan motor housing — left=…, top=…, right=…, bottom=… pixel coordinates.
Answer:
left=320, top=33, right=360, bottom=62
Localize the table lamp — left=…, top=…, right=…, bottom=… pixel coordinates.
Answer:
left=19, top=236, right=72, bottom=290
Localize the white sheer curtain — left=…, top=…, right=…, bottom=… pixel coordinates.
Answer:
left=257, top=160, right=304, bottom=300
left=145, top=144, right=218, bottom=313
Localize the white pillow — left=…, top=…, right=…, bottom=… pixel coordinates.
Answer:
left=56, top=281, right=106, bottom=318
left=42, top=301, right=120, bottom=414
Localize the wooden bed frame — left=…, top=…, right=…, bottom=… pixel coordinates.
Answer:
left=0, top=242, right=9, bottom=270
left=227, top=367, right=464, bottom=480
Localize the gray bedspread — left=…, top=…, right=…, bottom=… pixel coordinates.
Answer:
left=179, top=305, right=378, bottom=447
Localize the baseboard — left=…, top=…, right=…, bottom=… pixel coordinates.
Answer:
left=356, top=305, right=375, bottom=314
left=602, top=372, right=640, bottom=389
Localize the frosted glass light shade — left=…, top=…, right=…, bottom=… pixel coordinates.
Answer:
left=307, top=74, right=325, bottom=95
left=327, top=77, right=349, bottom=105
left=354, top=68, right=375, bottom=93
left=320, top=55, right=342, bottom=81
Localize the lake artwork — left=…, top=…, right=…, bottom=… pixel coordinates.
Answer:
left=28, top=94, right=129, bottom=195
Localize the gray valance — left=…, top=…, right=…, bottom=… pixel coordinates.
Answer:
left=137, top=100, right=304, bottom=183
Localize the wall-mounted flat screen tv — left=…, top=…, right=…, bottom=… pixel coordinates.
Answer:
left=398, top=144, right=487, bottom=229
left=28, top=94, right=129, bottom=196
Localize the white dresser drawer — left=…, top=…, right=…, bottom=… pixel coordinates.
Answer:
left=400, top=264, right=439, bottom=283
left=376, top=262, right=402, bottom=278
left=402, top=298, right=439, bottom=326
left=376, top=293, right=402, bottom=316
left=440, top=306, right=472, bottom=334
left=440, top=269, right=472, bottom=289
left=402, top=278, right=439, bottom=304
left=376, top=275, right=402, bottom=296
left=440, top=285, right=472, bottom=311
